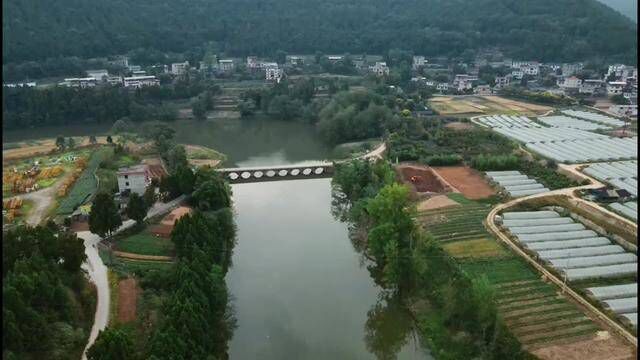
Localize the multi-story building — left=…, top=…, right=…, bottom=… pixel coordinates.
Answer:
left=494, top=75, right=511, bottom=89
left=562, top=63, right=584, bottom=76
left=370, top=62, right=389, bottom=76
left=117, top=165, right=151, bottom=195
left=558, top=76, right=582, bottom=92
left=474, top=85, right=493, bottom=95
left=218, top=59, right=234, bottom=72
left=123, top=76, right=160, bottom=88
left=412, top=56, right=427, bottom=70
left=453, top=74, right=478, bottom=91
left=171, top=61, right=190, bottom=75
left=436, top=82, right=449, bottom=92
left=327, top=55, right=344, bottom=63
left=607, top=81, right=627, bottom=96
left=3, top=82, right=36, bottom=88
left=286, top=55, right=305, bottom=66
left=579, top=79, right=604, bottom=95
left=107, top=76, right=123, bottom=86
left=522, top=63, right=539, bottom=76
left=511, top=70, right=524, bottom=80
left=86, top=69, right=109, bottom=81
left=62, top=78, right=97, bottom=88
left=246, top=56, right=260, bottom=69
left=266, top=67, right=283, bottom=83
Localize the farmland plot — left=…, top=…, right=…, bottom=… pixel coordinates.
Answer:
left=499, top=210, right=638, bottom=282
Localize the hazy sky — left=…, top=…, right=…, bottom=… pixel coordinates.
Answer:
left=596, top=0, right=637, bottom=22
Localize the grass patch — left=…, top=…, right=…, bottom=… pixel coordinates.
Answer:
left=108, top=270, right=119, bottom=325
left=96, top=168, right=118, bottom=194
left=116, top=231, right=174, bottom=257
left=446, top=192, right=477, bottom=205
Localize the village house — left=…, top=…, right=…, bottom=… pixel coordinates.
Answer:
left=412, top=56, right=427, bottom=70
left=579, top=79, right=604, bottom=95
left=286, top=55, right=305, bottom=66
left=61, top=78, right=97, bottom=88
left=107, top=76, right=123, bottom=86
left=123, top=75, right=160, bottom=88
left=131, top=70, right=147, bottom=77
left=327, top=55, right=344, bottom=63
left=452, top=74, right=477, bottom=91
left=511, top=70, right=524, bottom=80
left=218, top=59, right=235, bottom=72
left=171, top=61, right=190, bottom=75
left=109, top=56, right=129, bottom=68
left=117, top=165, right=152, bottom=196
left=3, top=82, right=36, bottom=88
left=562, top=63, right=583, bottom=76
left=607, top=64, right=637, bottom=81
left=370, top=62, right=389, bottom=76
left=246, top=56, right=260, bottom=69
left=494, top=75, right=511, bottom=89
left=128, top=65, right=142, bottom=72
left=436, top=82, right=449, bottom=92
left=607, top=81, right=627, bottom=96
left=266, top=67, right=283, bottom=83
left=558, top=76, right=582, bottom=93
left=86, top=69, right=109, bottom=81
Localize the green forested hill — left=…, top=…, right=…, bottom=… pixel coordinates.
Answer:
left=2, top=0, right=637, bottom=64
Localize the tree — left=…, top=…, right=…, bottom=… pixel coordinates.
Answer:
left=111, top=118, right=132, bottom=134
left=67, top=137, right=76, bottom=149
left=165, top=145, right=189, bottom=174
left=89, top=193, right=122, bottom=238
left=143, top=185, right=156, bottom=208
left=126, top=193, right=148, bottom=224
left=106, top=135, right=113, bottom=144
left=192, top=98, right=207, bottom=120
left=57, top=231, right=87, bottom=272
left=89, top=135, right=98, bottom=145
left=87, top=326, right=135, bottom=360
left=55, top=136, right=66, bottom=150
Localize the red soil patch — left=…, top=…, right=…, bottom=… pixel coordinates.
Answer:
left=149, top=224, right=173, bottom=238
left=149, top=206, right=193, bottom=237
left=397, top=165, right=453, bottom=193
left=117, top=278, right=139, bottom=323
left=70, top=221, right=89, bottom=232
left=432, top=166, right=496, bottom=200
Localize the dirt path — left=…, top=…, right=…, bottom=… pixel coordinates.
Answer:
left=113, top=250, right=173, bottom=262
left=117, top=278, right=139, bottom=323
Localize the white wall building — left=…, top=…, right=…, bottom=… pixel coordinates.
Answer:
left=412, top=56, right=427, bottom=70
left=246, top=56, right=259, bottom=69
left=117, top=165, right=151, bottom=195
left=436, top=82, right=449, bottom=92
left=558, top=76, right=582, bottom=90
left=266, top=67, right=283, bottom=82
left=62, top=78, right=97, bottom=88
left=171, top=61, right=190, bottom=75
left=86, top=69, right=109, bottom=81
left=474, top=85, right=493, bottom=95
left=494, top=75, right=511, bottom=89
left=579, top=79, right=604, bottom=95
left=562, top=63, right=583, bottom=76
left=3, top=82, right=36, bottom=88
left=218, top=59, right=234, bottom=71
left=370, top=62, right=389, bottom=76
left=511, top=70, right=524, bottom=80
left=123, top=76, right=160, bottom=88
left=607, top=81, right=627, bottom=96
left=107, top=76, right=123, bottom=86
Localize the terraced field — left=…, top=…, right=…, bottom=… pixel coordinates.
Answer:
left=416, top=195, right=606, bottom=351
left=462, top=259, right=602, bottom=349
left=417, top=201, right=492, bottom=243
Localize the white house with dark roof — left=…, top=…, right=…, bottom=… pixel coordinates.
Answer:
left=117, top=165, right=151, bottom=195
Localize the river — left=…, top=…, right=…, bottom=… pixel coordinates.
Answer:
left=5, top=118, right=432, bottom=359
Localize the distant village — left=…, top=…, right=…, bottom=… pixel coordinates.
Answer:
left=4, top=51, right=638, bottom=118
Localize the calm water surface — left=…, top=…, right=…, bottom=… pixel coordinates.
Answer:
left=5, top=119, right=432, bottom=359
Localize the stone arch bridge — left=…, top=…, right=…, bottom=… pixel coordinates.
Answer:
left=216, top=143, right=386, bottom=184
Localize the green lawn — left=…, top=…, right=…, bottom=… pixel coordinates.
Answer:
left=116, top=231, right=174, bottom=256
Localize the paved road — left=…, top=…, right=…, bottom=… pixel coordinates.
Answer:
left=77, top=194, right=186, bottom=358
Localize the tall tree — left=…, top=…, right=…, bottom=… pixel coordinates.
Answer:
left=87, top=326, right=135, bottom=360
left=89, top=193, right=122, bottom=238
left=125, top=193, right=148, bottom=224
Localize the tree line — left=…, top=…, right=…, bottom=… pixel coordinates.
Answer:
left=3, top=0, right=636, bottom=64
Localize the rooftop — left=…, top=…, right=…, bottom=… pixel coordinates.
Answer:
left=117, top=164, right=148, bottom=175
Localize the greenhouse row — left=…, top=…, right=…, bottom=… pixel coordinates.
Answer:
left=493, top=126, right=608, bottom=143
left=525, top=137, right=637, bottom=164
left=485, top=171, right=549, bottom=197
left=582, top=161, right=638, bottom=196
left=474, top=115, right=541, bottom=128
left=609, top=202, right=637, bottom=222
left=586, top=283, right=638, bottom=328
left=561, top=109, right=627, bottom=127
left=499, top=210, right=638, bottom=281
left=537, top=115, right=611, bottom=130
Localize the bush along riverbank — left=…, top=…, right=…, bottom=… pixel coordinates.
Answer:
left=331, top=159, right=534, bottom=359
